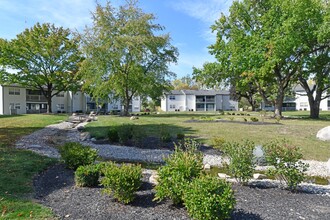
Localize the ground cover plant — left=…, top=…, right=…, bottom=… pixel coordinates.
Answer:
left=85, top=111, right=330, bottom=161
left=0, top=114, right=67, bottom=219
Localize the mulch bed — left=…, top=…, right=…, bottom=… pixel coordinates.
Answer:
left=34, top=164, right=330, bottom=220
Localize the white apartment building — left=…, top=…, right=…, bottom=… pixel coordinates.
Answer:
left=161, top=90, right=238, bottom=112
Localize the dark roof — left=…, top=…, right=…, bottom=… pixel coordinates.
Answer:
left=165, top=90, right=230, bottom=96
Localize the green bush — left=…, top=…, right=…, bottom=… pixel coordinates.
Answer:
left=75, top=164, right=100, bottom=187
left=59, top=142, right=98, bottom=170
left=250, top=117, right=259, bottom=122
left=160, top=125, right=171, bottom=143
left=118, top=124, right=134, bottom=144
left=154, top=139, right=203, bottom=204
left=132, top=126, right=146, bottom=147
left=176, top=132, right=185, bottom=140
left=264, top=140, right=309, bottom=191
left=183, top=175, right=236, bottom=220
left=101, top=162, right=142, bottom=204
left=108, top=126, right=119, bottom=142
left=211, top=137, right=226, bottom=151
left=222, top=140, right=255, bottom=185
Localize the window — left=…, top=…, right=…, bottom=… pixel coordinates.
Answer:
left=134, top=106, right=139, bottom=110
left=15, top=103, right=20, bottom=109
left=57, top=104, right=65, bottom=110
left=328, top=100, right=330, bottom=107
left=169, top=95, right=176, bottom=100
left=9, top=88, right=20, bottom=95
left=300, top=102, right=308, bottom=107
left=56, top=92, right=64, bottom=97
left=113, top=105, right=118, bottom=110
left=170, top=104, right=176, bottom=109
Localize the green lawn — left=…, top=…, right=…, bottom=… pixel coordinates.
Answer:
left=0, top=114, right=67, bottom=219
left=86, top=111, right=330, bottom=161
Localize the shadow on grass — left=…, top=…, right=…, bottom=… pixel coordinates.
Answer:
left=0, top=114, right=26, bottom=119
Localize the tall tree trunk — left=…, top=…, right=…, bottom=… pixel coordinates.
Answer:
left=274, top=89, right=284, bottom=117
left=299, top=78, right=321, bottom=119
left=310, top=101, right=320, bottom=119
left=46, top=93, right=52, bottom=113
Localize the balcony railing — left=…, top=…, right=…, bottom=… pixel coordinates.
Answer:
left=26, top=95, right=47, bottom=102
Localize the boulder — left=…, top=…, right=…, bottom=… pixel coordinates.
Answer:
left=130, top=116, right=139, bottom=120
left=316, top=126, right=330, bottom=141
left=253, top=173, right=267, bottom=180
left=149, top=172, right=159, bottom=185
left=76, top=126, right=85, bottom=132
left=218, top=173, right=231, bottom=179
left=204, top=164, right=211, bottom=170
left=80, top=132, right=91, bottom=141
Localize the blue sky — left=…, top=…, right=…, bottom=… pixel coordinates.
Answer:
left=0, top=0, right=232, bottom=78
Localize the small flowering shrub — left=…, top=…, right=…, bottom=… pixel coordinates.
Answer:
left=183, top=175, right=236, bottom=220
left=264, top=140, right=309, bottom=191
left=101, top=162, right=142, bottom=204
left=250, top=117, right=259, bottom=122
left=222, top=140, right=255, bottom=185
left=75, top=164, right=100, bottom=187
left=154, top=139, right=203, bottom=204
left=59, top=142, right=98, bottom=170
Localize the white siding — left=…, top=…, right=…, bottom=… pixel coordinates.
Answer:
left=131, top=96, right=141, bottom=112
left=161, top=97, right=167, bottom=111
left=0, top=85, right=3, bottom=115
left=186, top=95, right=195, bottom=111
left=72, top=92, right=86, bottom=113
left=3, top=86, right=26, bottom=115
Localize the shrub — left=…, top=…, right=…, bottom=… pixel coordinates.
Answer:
left=75, top=164, right=100, bottom=187
left=160, top=125, right=171, bottom=143
left=222, top=140, right=255, bottom=185
left=108, top=126, right=119, bottom=143
left=154, top=139, right=203, bottom=204
left=132, top=126, right=146, bottom=147
left=183, top=175, right=236, bottom=220
left=101, top=162, right=142, bottom=204
left=264, top=140, right=309, bottom=191
left=59, top=142, right=98, bottom=170
left=176, top=132, right=185, bottom=140
left=250, top=117, right=259, bottom=122
left=275, top=115, right=281, bottom=123
left=211, top=137, right=226, bottom=151
left=117, top=124, right=134, bottom=144
left=229, top=117, right=234, bottom=121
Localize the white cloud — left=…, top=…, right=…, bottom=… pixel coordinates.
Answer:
left=171, top=0, right=232, bottom=25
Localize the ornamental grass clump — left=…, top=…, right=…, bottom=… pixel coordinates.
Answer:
left=59, top=142, right=98, bottom=170
left=75, top=164, right=100, bottom=187
left=154, top=139, right=203, bottom=204
left=222, top=140, right=255, bottom=185
left=101, top=162, right=142, bottom=204
left=264, top=140, right=309, bottom=191
left=183, top=175, right=236, bottom=220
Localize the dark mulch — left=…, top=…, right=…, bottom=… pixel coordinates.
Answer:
left=34, top=164, right=330, bottom=220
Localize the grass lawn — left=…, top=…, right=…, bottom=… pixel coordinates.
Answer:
left=85, top=111, right=330, bottom=161
left=0, top=114, right=67, bottom=219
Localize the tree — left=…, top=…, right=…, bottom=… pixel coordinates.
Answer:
left=195, top=0, right=327, bottom=117
left=172, top=75, right=200, bottom=90
left=78, top=0, right=178, bottom=116
left=0, top=23, right=82, bottom=113
left=297, top=1, right=330, bottom=118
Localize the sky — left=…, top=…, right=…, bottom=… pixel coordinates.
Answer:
left=0, top=0, right=233, bottom=78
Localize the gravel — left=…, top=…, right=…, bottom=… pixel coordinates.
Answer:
left=34, top=164, right=330, bottom=220
left=13, top=120, right=330, bottom=219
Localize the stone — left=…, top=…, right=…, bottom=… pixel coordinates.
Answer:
left=76, top=126, right=85, bottom=132
left=130, top=116, right=139, bottom=120
left=253, top=145, right=266, bottom=165
left=80, top=132, right=91, bottom=141
left=218, top=173, right=230, bottom=179
left=253, top=173, right=267, bottom=180
left=149, top=172, right=159, bottom=185
left=316, top=126, right=330, bottom=141
left=204, top=164, right=211, bottom=169
left=91, top=138, right=96, bottom=142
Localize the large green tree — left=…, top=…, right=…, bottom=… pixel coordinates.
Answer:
left=195, top=0, right=328, bottom=117
left=78, top=0, right=178, bottom=116
left=0, top=23, right=82, bottom=113
left=172, top=75, right=200, bottom=90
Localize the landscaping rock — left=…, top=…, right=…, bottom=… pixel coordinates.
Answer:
left=218, top=173, right=231, bottom=179
left=80, top=132, right=91, bottom=141
left=253, top=173, right=267, bottom=180
left=76, top=126, right=85, bottom=132
left=130, top=116, right=139, bottom=120
left=149, top=172, right=159, bottom=185
left=204, top=163, right=211, bottom=169
left=316, top=126, right=330, bottom=141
